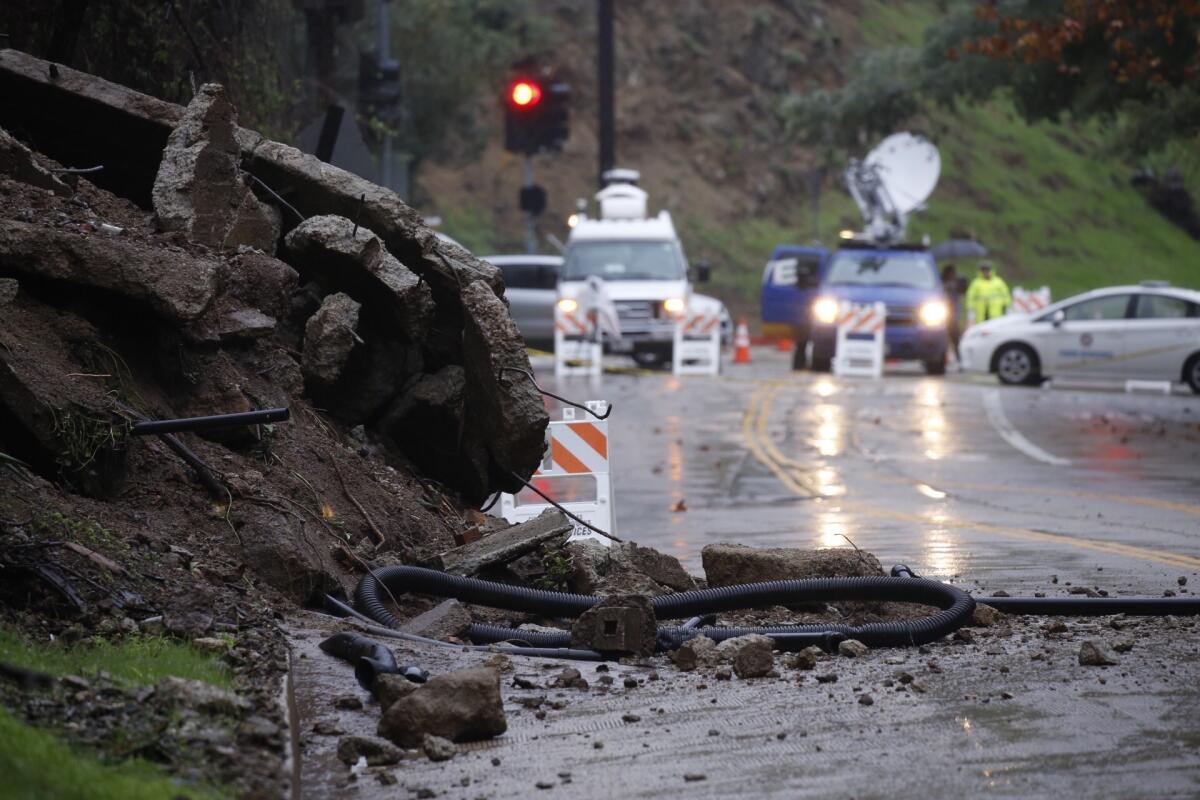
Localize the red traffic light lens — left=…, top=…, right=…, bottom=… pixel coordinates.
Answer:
left=509, top=80, right=542, bottom=108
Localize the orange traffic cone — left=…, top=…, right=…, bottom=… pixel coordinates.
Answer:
left=733, top=319, right=752, bottom=364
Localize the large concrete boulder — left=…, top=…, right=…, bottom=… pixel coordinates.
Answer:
left=0, top=220, right=218, bottom=322
left=377, top=666, right=505, bottom=748
left=460, top=280, right=549, bottom=492
left=152, top=84, right=280, bottom=253
left=571, top=594, right=657, bottom=656
left=283, top=215, right=434, bottom=343
left=701, top=543, right=883, bottom=587
left=302, top=292, right=361, bottom=388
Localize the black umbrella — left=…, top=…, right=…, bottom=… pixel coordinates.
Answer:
left=931, top=239, right=988, bottom=261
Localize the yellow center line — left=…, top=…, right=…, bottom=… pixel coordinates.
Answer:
left=743, top=382, right=1200, bottom=571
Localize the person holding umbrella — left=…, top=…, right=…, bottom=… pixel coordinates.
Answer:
left=940, top=264, right=965, bottom=365
left=965, top=261, right=1011, bottom=325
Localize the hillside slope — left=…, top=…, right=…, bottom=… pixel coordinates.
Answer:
left=421, top=0, right=1199, bottom=319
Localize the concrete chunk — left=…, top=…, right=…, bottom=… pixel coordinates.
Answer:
left=701, top=543, right=883, bottom=587
left=302, top=292, right=361, bottom=387
left=377, top=666, right=506, bottom=748
left=153, top=84, right=279, bottom=253
left=570, top=594, right=657, bottom=656
left=427, top=510, right=571, bottom=576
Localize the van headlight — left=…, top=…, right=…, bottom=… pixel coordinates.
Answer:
left=663, top=297, right=686, bottom=316
left=812, top=296, right=839, bottom=325
left=918, top=300, right=948, bottom=327
left=557, top=297, right=578, bottom=314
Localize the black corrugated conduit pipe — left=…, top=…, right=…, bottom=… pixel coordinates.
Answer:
left=354, top=565, right=978, bottom=652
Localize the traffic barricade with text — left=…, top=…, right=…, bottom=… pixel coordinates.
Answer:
left=499, top=401, right=614, bottom=546
left=832, top=301, right=886, bottom=378
left=672, top=297, right=723, bottom=376
left=1009, top=286, right=1051, bottom=316
left=553, top=304, right=603, bottom=378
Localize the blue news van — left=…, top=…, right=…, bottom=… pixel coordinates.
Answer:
left=808, top=242, right=949, bottom=374
left=759, top=245, right=830, bottom=369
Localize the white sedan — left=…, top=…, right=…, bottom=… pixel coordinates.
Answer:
left=960, top=283, right=1200, bottom=393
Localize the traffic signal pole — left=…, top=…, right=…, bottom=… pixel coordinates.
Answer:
left=523, top=156, right=537, bottom=254
left=597, top=0, right=615, bottom=188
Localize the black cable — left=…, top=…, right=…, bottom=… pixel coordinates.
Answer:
left=244, top=172, right=307, bottom=223
left=497, top=367, right=612, bottom=420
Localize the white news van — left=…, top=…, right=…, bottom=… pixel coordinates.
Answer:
left=559, top=171, right=710, bottom=367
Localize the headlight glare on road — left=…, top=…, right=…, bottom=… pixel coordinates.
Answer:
left=663, top=297, right=686, bottom=316
left=812, top=296, right=840, bottom=325
left=919, top=300, right=949, bottom=327
left=557, top=297, right=578, bottom=314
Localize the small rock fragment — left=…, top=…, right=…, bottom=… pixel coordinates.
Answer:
left=714, top=667, right=732, bottom=681
left=337, top=735, right=402, bottom=766
left=838, top=639, right=868, bottom=658
left=1078, top=640, right=1118, bottom=667
left=422, top=734, right=456, bottom=762
left=970, top=604, right=1002, bottom=627
left=550, top=668, right=590, bottom=690
left=670, top=636, right=717, bottom=672
left=858, top=693, right=874, bottom=706
left=621, top=713, right=641, bottom=723
left=815, top=674, right=838, bottom=684
left=718, top=634, right=775, bottom=678
left=684, top=773, right=707, bottom=782
left=333, top=694, right=363, bottom=710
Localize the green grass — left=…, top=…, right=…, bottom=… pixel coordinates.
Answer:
left=908, top=98, right=1200, bottom=298
left=0, top=706, right=224, bottom=800
left=0, top=626, right=231, bottom=689
left=859, top=0, right=942, bottom=47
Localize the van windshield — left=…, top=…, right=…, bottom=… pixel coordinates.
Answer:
left=563, top=240, right=685, bottom=281
left=825, top=252, right=937, bottom=289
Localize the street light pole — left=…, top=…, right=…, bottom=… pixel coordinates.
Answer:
left=597, top=0, right=614, bottom=188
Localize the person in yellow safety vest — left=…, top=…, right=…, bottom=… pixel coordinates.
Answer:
left=965, top=261, right=1011, bottom=325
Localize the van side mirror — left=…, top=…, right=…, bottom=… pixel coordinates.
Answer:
left=1051, top=309, right=1065, bottom=327
left=693, top=261, right=711, bottom=283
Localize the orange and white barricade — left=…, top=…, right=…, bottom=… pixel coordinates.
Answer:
left=499, top=401, right=615, bottom=545
left=553, top=303, right=603, bottom=378
left=833, top=301, right=885, bottom=378
left=672, top=296, right=722, bottom=376
left=1009, top=286, right=1051, bottom=316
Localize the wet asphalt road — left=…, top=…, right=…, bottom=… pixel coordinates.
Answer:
left=290, top=347, right=1200, bottom=799
left=539, top=347, right=1200, bottom=594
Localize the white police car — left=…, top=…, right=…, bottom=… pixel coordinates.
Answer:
left=960, top=282, right=1200, bottom=392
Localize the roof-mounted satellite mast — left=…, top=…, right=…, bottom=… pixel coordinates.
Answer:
left=844, top=132, right=941, bottom=244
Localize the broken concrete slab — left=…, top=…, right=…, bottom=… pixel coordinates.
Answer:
left=399, top=600, right=471, bottom=641
left=0, top=126, right=69, bottom=196
left=424, top=510, right=571, bottom=576
left=701, top=543, right=883, bottom=587
left=302, top=292, right=361, bottom=388
left=0, top=219, right=218, bottom=321
left=283, top=215, right=433, bottom=343
left=153, top=84, right=280, bottom=254
left=377, top=666, right=506, bottom=748
left=570, top=594, right=657, bottom=656
left=567, top=540, right=690, bottom=597
left=460, top=280, right=549, bottom=491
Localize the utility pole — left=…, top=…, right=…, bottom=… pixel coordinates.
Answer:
left=597, top=0, right=614, bottom=187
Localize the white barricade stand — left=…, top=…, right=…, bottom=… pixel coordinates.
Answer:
left=672, top=297, right=722, bottom=376
left=553, top=304, right=603, bottom=378
left=832, top=302, right=886, bottom=378
left=1009, top=286, right=1051, bottom=315
left=499, top=401, right=614, bottom=546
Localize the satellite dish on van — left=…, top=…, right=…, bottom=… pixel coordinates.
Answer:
left=865, top=132, right=940, bottom=216
left=845, top=132, right=940, bottom=244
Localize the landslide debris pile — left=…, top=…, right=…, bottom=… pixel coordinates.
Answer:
left=0, top=50, right=548, bottom=796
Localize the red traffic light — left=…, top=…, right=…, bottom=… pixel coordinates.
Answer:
left=509, top=80, right=542, bottom=109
